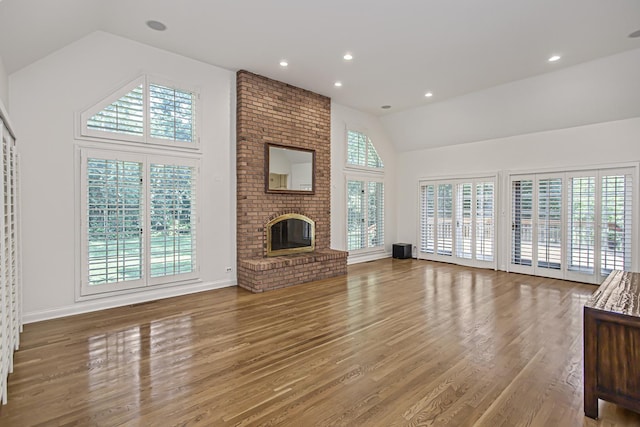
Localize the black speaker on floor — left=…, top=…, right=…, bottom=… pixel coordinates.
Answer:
left=392, top=243, right=412, bottom=259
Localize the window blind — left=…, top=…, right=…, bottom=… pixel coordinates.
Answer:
left=149, top=84, right=194, bottom=143
left=420, top=184, right=435, bottom=254
left=86, top=158, right=144, bottom=285
left=367, top=181, right=384, bottom=247
left=346, top=130, right=383, bottom=170
left=347, top=180, right=365, bottom=250
left=149, top=163, right=197, bottom=277
left=347, top=131, right=367, bottom=167
left=511, top=179, right=533, bottom=266
left=437, top=184, right=453, bottom=256
left=537, top=178, right=562, bottom=270
left=567, top=176, right=595, bottom=274
left=347, top=179, right=384, bottom=251
left=81, top=76, right=198, bottom=148
left=600, top=173, right=633, bottom=275
left=476, top=182, right=494, bottom=262
left=455, top=183, right=472, bottom=259
left=87, top=85, right=144, bottom=136
left=1, top=115, right=21, bottom=405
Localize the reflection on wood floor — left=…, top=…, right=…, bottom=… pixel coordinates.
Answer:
left=1, top=259, right=639, bottom=426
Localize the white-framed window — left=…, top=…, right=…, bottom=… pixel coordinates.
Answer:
left=346, top=129, right=383, bottom=170
left=80, top=76, right=199, bottom=149
left=345, top=128, right=385, bottom=253
left=347, top=177, right=384, bottom=252
left=80, top=148, right=199, bottom=296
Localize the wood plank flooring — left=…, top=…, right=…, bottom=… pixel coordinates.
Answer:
left=1, top=259, right=640, bottom=426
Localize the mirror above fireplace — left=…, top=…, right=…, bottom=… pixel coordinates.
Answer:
left=266, top=143, right=315, bottom=194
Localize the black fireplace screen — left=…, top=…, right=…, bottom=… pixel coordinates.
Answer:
left=267, top=214, right=315, bottom=256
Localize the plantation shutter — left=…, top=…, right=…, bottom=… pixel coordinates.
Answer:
left=437, top=184, right=453, bottom=256
left=149, top=163, right=197, bottom=278
left=1, top=109, right=22, bottom=405
left=86, top=157, right=144, bottom=286
left=346, top=129, right=383, bottom=170
left=149, top=84, right=195, bottom=143
left=567, top=175, right=596, bottom=275
left=455, top=183, right=472, bottom=259
left=81, top=76, right=198, bottom=148
left=420, top=184, right=435, bottom=254
left=511, top=178, right=534, bottom=267
left=347, top=131, right=367, bottom=167
left=537, top=177, right=563, bottom=270
left=347, top=180, right=365, bottom=250
left=347, top=178, right=384, bottom=251
left=367, top=181, right=384, bottom=248
left=366, top=140, right=384, bottom=168
left=86, top=85, right=144, bottom=137
left=600, top=172, right=633, bottom=275
left=476, top=182, right=494, bottom=262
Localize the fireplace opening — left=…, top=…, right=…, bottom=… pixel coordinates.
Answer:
left=266, top=213, right=315, bottom=256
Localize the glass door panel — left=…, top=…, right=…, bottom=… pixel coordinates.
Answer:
left=512, top=179, right=534, bottom=268
left=476, top=182, right=494, bottom=262
left=600, top=174, right=633, bottom=276
left=456, top=183, right=472, bottom=259
left=437, top=184, right=453, bottom=256
left=537, top=178, right=562, bottom=270
left=420, top=184, right=435, bottom=254
left=567, top=176, right=595, bottom=275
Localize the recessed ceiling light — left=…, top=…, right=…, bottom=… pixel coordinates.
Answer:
left=334, top=81, right=342, bottom=87
left=343, top=53, right=353, bottom=61
left=381, top=105, right=392, bottom=109
left=146, top=20, right=167, bottom=31
left=629, top=29, right=640, bottom=38
left=425, top=92, right=433, bottom=98
left=548, top=55, right=561, bottom=62
left=279, top=60, right=289, bottom=67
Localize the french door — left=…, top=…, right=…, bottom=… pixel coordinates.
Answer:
left=510, top=168, right=635, bottom=284
left=510, top=174, right=564, bottom=278
left=419, top=177, right=496, bottom=269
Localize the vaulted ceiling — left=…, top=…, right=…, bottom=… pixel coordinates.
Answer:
left=1, top=0, right=639, bottom=149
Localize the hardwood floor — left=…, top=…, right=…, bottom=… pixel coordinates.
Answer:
left=1, top=259, right=640, bottom=426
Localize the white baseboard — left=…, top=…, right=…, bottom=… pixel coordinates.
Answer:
left=347, top=251, right=391, bottom=265
left=22, top=279, right=236, bottom=324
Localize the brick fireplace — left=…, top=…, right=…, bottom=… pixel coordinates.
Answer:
left=236, top=71, right=348, bottom=292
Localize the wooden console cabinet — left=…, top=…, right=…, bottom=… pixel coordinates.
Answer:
left=584, top=270, right=640, bottom=419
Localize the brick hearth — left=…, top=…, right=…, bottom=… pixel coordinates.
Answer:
left=236, top=71, right=347, bottom=292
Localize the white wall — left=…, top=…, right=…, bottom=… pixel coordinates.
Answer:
left=382, top=48, right=640, bottom=152
left=331, top=102, right=396, bottom=262
left=396, top=117, right=640, bottom=269
left=0, top=54, right=8, bottom=109
left=9, top=31, right=236, bottom=322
